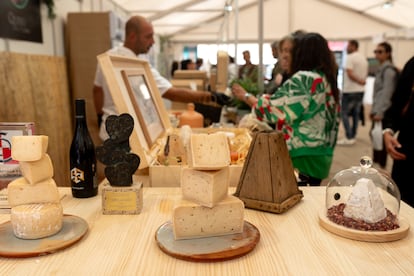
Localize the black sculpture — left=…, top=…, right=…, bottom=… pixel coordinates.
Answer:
left=96, top=114, right=140, bottom=186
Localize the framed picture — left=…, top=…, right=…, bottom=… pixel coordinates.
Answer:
left=121, top=69, right=164, bottom=146
left=97, top=54, right=171, bottom=169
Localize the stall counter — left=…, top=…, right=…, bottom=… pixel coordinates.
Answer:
left=0, top=181, right=413, bottom=275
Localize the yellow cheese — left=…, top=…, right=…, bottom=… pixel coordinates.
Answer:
left=181, top=167, right=229, bottom=208
left=11, top=135, right=48, bottom=161
left=188, top=132, right=230, bottom=170
left=7, top=177, right=60, bottom=207
left=172, top=195, right=244, bottom=240
left=11, top=203, right=63, bottom=239
left=19, top=154, right=54, bottom=184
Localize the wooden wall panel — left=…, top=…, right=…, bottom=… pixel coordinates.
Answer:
left=0, top=52, right=72, bottom=187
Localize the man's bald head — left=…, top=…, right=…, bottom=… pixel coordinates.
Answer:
left=125, top=16, right=147, bottom=37
left=123, top=15, right=154, bottom=55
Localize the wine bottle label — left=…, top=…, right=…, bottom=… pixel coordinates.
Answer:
left=70, top=167, right=84, bottom=184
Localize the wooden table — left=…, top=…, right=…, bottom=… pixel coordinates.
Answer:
left=1, top=185, right=413, bottom=275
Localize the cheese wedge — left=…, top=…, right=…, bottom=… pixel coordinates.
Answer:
left=11, top=203, right=63, bottom=239
left=7, top=177, right=60, bottom=207
left=172, top=195, right=244, bottom=240
left=11, top=135, right=48, bottom=161
left=19, top=154, right=54, bottom=184
left=181, top=167, right=229, bottom=207
left=187, top=132, right=230, bottom=170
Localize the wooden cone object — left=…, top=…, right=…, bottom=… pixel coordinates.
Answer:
left=234, top=131, right=303, bottom=213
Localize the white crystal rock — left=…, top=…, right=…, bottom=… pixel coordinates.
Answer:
left=343, top=178, right=387, bottom=223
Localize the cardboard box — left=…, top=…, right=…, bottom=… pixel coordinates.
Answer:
left=0, top=122, right=35, bottom=177
left=97, top=54, right=250, bottom=187
left=149, top=127, right=250, bottom=187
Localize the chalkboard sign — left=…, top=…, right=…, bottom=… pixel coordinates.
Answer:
left=0, top=0, right=42, bottom=43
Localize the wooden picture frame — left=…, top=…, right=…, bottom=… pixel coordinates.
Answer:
left=121, top=69, right=164, bottom=146
left=97, top=53, right=171, bottom=169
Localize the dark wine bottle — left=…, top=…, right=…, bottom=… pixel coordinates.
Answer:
left=70, top=99, right=98, bottom=198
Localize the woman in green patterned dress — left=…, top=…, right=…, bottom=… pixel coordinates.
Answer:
left=233, top=32, right=340, bottom=185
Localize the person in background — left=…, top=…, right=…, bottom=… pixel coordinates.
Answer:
left=265, top=40, right=284, bottom=94
left=277, top=34, right=295, bottom=84
left=337, top=39, right=368, bottom=146
left=93, top=15, right=212, bottom=140
left=233, top=32, right=340, bottom=185
left=227, top=55, right=238, bottom=86
left=170, top=60, right=179, bottom=78
left=180, top=59, right=196, bottom=70
left=196, top=57, right=210, bottom=77
left=370, top=42, right=399, bottom=168
left=276, top=30, right=306, bottom=85
left=231, top=32, right=303, bottom=108
left=238, top=50, right=258, bottom=83
left=383, top=56, right=414, bottom=207
left=196, top=58, right=204, bottom=70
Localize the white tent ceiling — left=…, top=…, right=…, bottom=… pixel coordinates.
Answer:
left=110, top=0, right=414, bottom=43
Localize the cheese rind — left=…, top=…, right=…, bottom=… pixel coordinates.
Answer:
left=188, top=132, right=230, bottom=170
left=7, top=177, right=60, bottom=207
left=11, top=203, right=63, bottom=239
left=172, top=195, right=244, bottom=240
left=19, top=154, right=54, bottom=184
left=181, top=167, right=229, bottom=207
left=11, top=135, right=49, bottom=161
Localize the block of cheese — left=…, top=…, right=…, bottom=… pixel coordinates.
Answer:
left=172, top=195, right=244, bottom=240
left=19, top=154, right=54, bottom=184
left=7, top=177, right=60, bottom=207
left=181, top=167, right=229, bottom=208
left=11, top=135, right=48, bottom=161
left=187, top=132, right=230, bottom=170
left=11, top=203, right=63, bottom=239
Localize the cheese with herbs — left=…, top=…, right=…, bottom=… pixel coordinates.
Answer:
left=7, top=177, right=60, bottom=207
left=19, top=154, right=54, bottom=184
left=181, top=167, right=229, bottom=208
left=11, top=135, right=48, bottom=161
left=11, top=203, right=63, bottom=239
left=188, top=132, right=230, bottom=170
left=172, top=195, right=244, bottom=240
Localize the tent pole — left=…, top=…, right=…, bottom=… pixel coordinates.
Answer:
left=258, top=0, right=264, bottom=93
left=234, top=0, right=239, bottom=65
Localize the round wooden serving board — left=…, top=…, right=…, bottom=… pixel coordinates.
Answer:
left=318, top=209, right=410, bottom=242
left=0, top=215, right=88, bottom=258
left=155, top=220, right=260, bottom=262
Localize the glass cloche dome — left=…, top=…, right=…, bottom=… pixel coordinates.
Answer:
left=325, top=156, right=401, bottom=231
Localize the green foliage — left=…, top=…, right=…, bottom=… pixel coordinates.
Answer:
left=230, top=78, right=261, bottom=110
left=42, top=0, right=56, bottom=19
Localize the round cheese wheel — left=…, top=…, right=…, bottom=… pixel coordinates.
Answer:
left=11, top=203, right=63, bottom=239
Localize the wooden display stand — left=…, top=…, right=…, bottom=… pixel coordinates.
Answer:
left=102, top=176, right=143, bottom=215
left=234, top=131, right=303, bottom=213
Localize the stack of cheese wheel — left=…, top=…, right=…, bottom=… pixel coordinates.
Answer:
left=172, top=132, right=245, bottom=240
left=7, top=135, right=63, bottom=239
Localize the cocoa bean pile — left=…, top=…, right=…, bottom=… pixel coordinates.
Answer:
left=327, top=203, right=399, bottom=231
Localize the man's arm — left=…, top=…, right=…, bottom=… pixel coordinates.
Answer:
left=346, top=68, right=366, bottom=85
left=162, top=87, right=211, bottom=103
